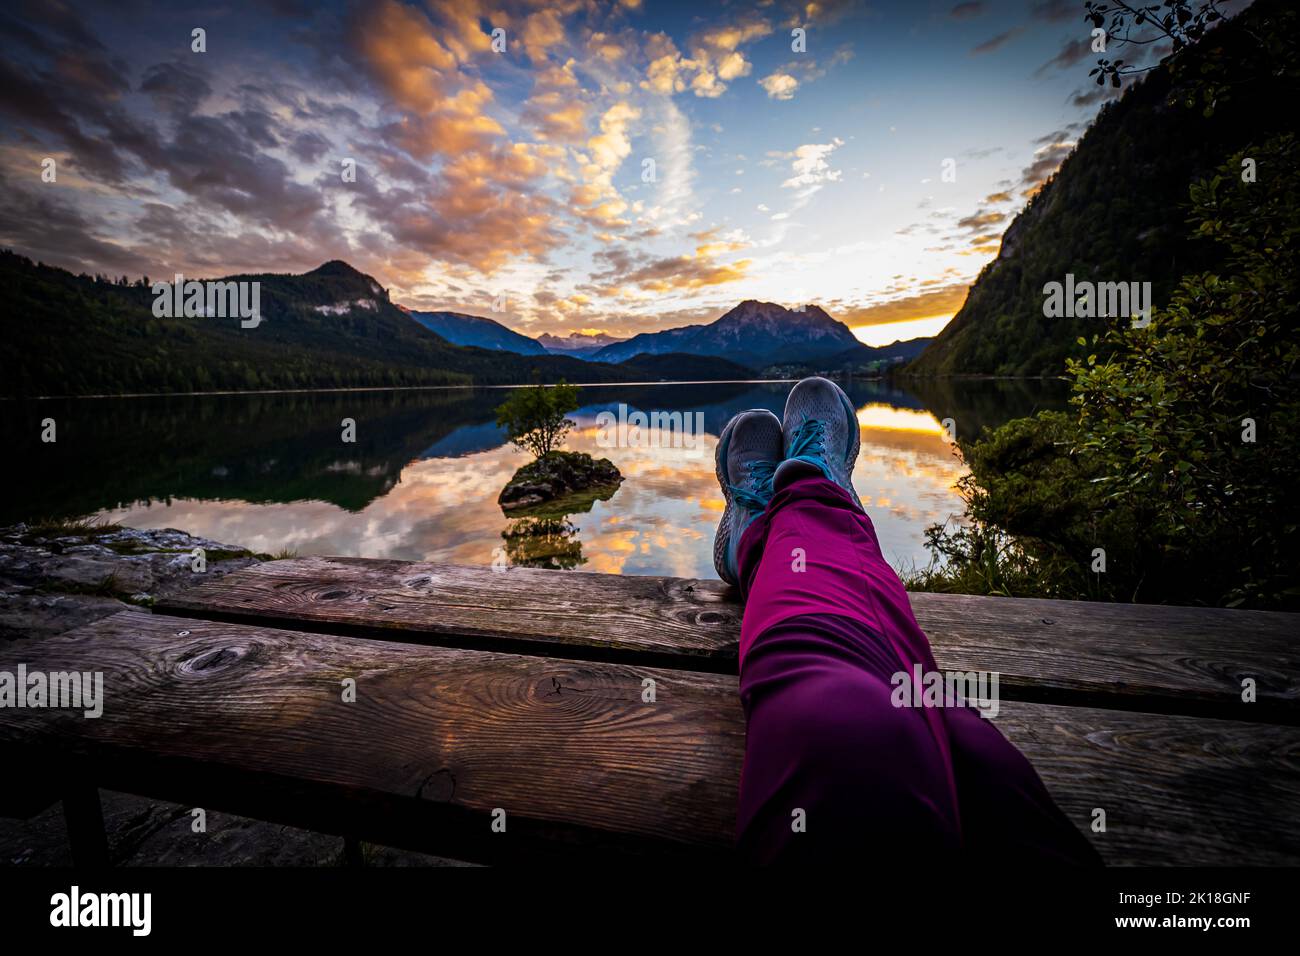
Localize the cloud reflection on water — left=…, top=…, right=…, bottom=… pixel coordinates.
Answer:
left=99, top=396, right=969, bottom=579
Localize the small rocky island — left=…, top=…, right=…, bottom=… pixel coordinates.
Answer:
left=497, top=451, right=623, bottom=515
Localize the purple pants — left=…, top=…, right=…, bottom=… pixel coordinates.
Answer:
left=734, top=477, right=1100, bottom=865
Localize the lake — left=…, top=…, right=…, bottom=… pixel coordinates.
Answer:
left=8, top=378, right=1067, bottom=579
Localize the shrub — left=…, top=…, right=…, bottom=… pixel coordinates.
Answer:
left=494, top=380, right=580, bottom=458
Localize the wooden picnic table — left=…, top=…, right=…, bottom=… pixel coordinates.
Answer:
left=1, top=557, right=1297, bottom=865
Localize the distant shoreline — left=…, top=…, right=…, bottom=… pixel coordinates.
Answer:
left=2, top=374, right=1068, bottom=402
left=0, top=379, right=805, bottom=402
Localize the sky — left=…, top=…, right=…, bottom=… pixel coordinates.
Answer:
left=0, top=0, right=1147, bottom=346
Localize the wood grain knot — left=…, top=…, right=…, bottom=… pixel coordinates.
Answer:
left=177, top=643, right=254, bottom=679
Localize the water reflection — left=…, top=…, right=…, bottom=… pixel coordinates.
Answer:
left=5, top=379, right=1066, bottom=578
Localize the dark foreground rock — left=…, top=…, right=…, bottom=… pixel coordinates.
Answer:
left=0, top=521, right=463, bottom=866
left=0, top=523, right=266, bottom=643
left=497, top=450, right=623, bottom=514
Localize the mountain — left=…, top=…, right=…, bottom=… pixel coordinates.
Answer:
left=0, top=254, right=638, bottom=396
left=827, top=337, right=933, bottom=367
left=761, top=337, right=933, bottom=377
left=617, top=352, right=755, bottom=380
left=591, top=300, right=862, bottom=367
left=537, top=331, right=627, bottom=358
left=405, top=309, right=549, bottom=355
left=908, top=0, right=1293, bottom=377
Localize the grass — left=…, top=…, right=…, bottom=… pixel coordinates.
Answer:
left=19, top=516, right=122, bottom=541
left=898, top=521, right=1112, bottom=602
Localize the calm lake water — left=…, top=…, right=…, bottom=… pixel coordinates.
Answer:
left=9, top=379, right=1067, bottom=579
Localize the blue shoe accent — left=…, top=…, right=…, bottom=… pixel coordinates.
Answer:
left=780, top=376, right=865, bottom=512
left=713, top=409, right=783, bottom=584
left=727, top=458, right=776, bottom=512
left=782, top=416, right=835, bottom=482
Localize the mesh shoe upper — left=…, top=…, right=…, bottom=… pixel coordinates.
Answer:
left=713, top=408, right=782, bottom=584
left=781, top=377, right=864, bottom=511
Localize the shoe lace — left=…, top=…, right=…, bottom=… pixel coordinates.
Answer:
left=728, top=458, right=776, bottom=512
left=787, top=417, right=828, bottom=463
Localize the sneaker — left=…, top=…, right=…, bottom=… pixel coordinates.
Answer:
left=713, top=408, right=782, bottom=584
left=776, top=376, right=864, bottom=510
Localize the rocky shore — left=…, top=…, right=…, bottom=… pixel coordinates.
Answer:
left=0, top=523, right=264, bottom=643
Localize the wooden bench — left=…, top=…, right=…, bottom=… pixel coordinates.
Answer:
left=1, top=558, right=1297, bottom=865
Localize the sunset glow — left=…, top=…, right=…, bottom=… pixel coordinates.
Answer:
left=0, top=0, right=1125, bottom=342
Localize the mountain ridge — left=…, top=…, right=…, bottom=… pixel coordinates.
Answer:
left=0, top=252, right=638, bottom=396
left=405, top=309, right=550, bottom=355
left=907, top=0, right=1288, bottom=377
left=591, top=300, right=862, bottom=367
left=537, top=331, right=627, bottom=358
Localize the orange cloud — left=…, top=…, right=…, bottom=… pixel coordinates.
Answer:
left=521, top=9, right=566, bottom=62
left=834, top=283, right=972, bottom=328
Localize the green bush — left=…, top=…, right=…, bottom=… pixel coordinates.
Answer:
left=494, top=381, right=579, bottom=458
left=919, top=137, right=1300, bottom=608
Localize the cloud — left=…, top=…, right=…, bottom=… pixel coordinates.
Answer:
left=1034, top=37, right=1093, bottom=76
left=638, top=14, right=772, bottom=99
left=781, top=139, right=844, bottom=194
left=759, top=71, right=799, bottom=100
left=835, top=283, right=972, bottom=328
left=1018, top=139, right=1075, bottom=195
left=1029, top=0, right=1076, bottom=23
left=1033, top=123, right=1085, bottom=144
left=971, top=27, right=1026, bottom=55
left=1070, top=84, right=1124, bottom=109
left=521, top=60, right=588, bottom=142
left=521, top=9, right=567, bottom=62
left=612, top=251, right=752, bottom=294
left=717, top=51, right=752, bottom=81
left=692, top=16, right=773, bottom=59
left=0, top=0, right=1075, bottom=339
left=948, top=2, right=986, bottom=19
left=571, top=101, right=640, bottom=226
left=955, top=209, right=1006, bottom=231
left=349, top=142, right=563, bottom=274
left=354, top=2, right=504, bottom=158
left=0, top=172, right=151, bottom=275
left=756, top=46, right=853, bottom=102
left=139, top=62, right=212, bottom=117
left=586, top=235, right=751, bottom=296
left=637, top=97, right=697, bottom=228
left=587, top=102, right=637, bottom=180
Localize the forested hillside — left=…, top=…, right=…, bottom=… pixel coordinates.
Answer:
left=909, top=0, right=1293, bottom=376
left=0, top=255, right=633, bottom=396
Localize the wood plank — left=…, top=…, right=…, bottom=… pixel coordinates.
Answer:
left=2, top=610, right=1297, bottom=865
left=0, top=610, right=743, bottom=861
left=156, top=557, right=1300, bottom=721
left=159, top=558, right=741, bottom=665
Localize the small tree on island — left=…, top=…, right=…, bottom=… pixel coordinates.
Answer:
left=495, top=380, right=580, bottom=459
